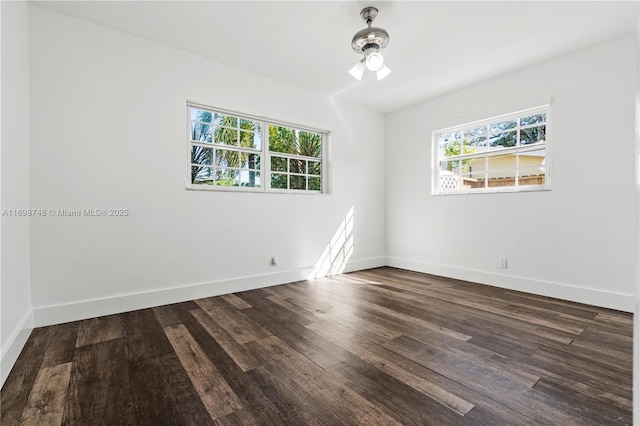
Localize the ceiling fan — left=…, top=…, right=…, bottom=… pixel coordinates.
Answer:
left=349, top=6, right=391, bottom=81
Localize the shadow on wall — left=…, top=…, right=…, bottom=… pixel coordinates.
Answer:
left=309, top=207, right=354, bottom=279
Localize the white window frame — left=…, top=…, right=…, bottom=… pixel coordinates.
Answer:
left=432, top=105, right=551, bottom=195
left=187, top=101, right=329, bottom=194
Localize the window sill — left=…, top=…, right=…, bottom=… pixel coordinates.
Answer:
left=433, top=184, right=551, bottom=196
left=186, top=185, right=327, bottom=195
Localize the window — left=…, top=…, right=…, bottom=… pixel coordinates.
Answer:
left=188, top=103, right=327, bottom=193
left=433, top=105, right=550, bottom=194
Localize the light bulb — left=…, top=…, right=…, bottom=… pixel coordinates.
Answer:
left=365, top=52, right=384, bottom=72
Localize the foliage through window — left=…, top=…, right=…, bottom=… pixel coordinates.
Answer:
left=189, top=103, right=326, bottom=192
left=433, top=106, right=549, bottom=194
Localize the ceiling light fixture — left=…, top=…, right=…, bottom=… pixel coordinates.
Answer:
left=349, top=6, right=391, bottom=81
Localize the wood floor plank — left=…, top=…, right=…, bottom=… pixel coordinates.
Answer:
left=120, top=308, right=173, bottom=362
left=531, top=345, right=632, bottom=388
left=532, top=378, right=632, bottom=425
left=220, top=293, right=253, bottom=310
left=195, top=297, right=272, bottom=344
left=75, top=315, right=125, bottom=348
left=366, top=269, right=589, bottom=336
left=163, top=324, right=243, bottom=420
left=382, top=335, right=582, bottom=425
left=247, top=366, right=340, bottom=426
left=238, top=294, right=343, bottom=369
left=129, top=352, right=214, bottom=426
left=488, top=350, right=633, bottom=404
left=264, top=294, right=317, bottom=322
left=152, top=301, right=201, bottom=328
left=40, top=322, right=79, bottom=368
left=20, top=362, right=72, bottom=425
left=376, top=286, right=577, bottom=345
left=174, top=307, right=292, bottom=426
left=1, top=267, right=632, bottom=425
left=63, top=339, right=137, bottom=425
left=306, top=321, right=475, bottom=416
left=190, top=308, right=259, bottom=372
left=213, top=408, right=259, bottom=426
left=1, top=328, right=51, bottom=422
left=278, top=286, right=403, bottom=341
left=251, top=336, right=403, bottom=425
left=327, top=360, right=463, bottom=425
left=312, top=319, right=541, bottom=426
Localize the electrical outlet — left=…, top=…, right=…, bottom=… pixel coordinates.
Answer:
left=498, top=257, right=508, bottom=269
left=270, top=256, right=278, bottom=267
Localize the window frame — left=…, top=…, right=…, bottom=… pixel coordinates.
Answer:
left=186, top=101, right=329, bottom=194
left=432, top=105, right=551, bottom=195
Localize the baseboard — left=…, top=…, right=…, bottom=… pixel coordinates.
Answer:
left=33, top=267, right=317, bottom=327
left=386, top=256, right=635, bottom=313
left=342, top=256, right=387, bottom=274
left=32, top=257, right=386, bottom=327
left=1, top=309, right=34, bottom=387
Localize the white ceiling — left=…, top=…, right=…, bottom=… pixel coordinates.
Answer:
left=33, top=1, right=638, bottom=113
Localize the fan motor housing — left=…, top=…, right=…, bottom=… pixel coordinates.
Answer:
left=351, top=27, right=390, bottom=54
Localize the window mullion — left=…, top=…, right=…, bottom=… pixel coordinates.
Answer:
left=264, top=123, right=270, bottom=192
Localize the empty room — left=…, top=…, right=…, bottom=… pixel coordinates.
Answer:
left=1, top=1, right=639, bottom=425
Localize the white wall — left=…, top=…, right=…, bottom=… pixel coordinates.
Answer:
left=1, top=1, right=34, bottom=385
left=386, top=34, right=638, bottom=312
left=28, top=5, right=386, bottom=325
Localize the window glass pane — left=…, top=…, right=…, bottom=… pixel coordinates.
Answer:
left=298, top=131, right=322, bottom=158
left=289, top=159, right=305, bottom=173
left=191, top=166, right=213, bottom=185
left=486, top=154, right=517, bottom=187
left=271, top=156, right=287, bottom=172
left=520, top=125, right=546, bottom=145
left=271, top=173, right=287, bottom=189
left=190, top=108, right=212, bottom=123
left=215, top=169, right=239, bottom=186
left=439, top=131, right=461, bottom=145
left=252, top=132, right=262, bottom=150
left=441, top=140, right=477, bottom=159
left=518, top=149, right=545, bottom=186
left=240, top=118, right=260, bottom=133
left=308, top=161, right=321, bottom=175
left=191, top=146, right=212, bottom=166
left=490, top=120, right=517, bottom=133
left=215, top=148, right=241, bottom=167
left=467, top=158, right=485, bottom=181
left=269, top=125, right=295, bottom=154
left=308, top=176, right=321, bottom=191
left=191, top=122, right=212, bottom=143
left=460, top=171, right=481, bottom=190
left=290, top=175, right=306, bottom=190
left=239, top=170, right=260, bottom=187
left=239, top=153, right=260, bottom=170
left=214, top=127, right=238, bottom=145
left=214, top=113, right=237, bottom=128
left=239, top=130, right=259, bottom=150
left=463, top=126, right=487, bottom=148
left=490, top=130, right=517, bottom=149
left=518, top=167, right=545, bottom=186
left=520, top=113, right=546, bottom=126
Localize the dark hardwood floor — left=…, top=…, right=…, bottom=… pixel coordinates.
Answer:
left=1, top=267, right=633, bottom=425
